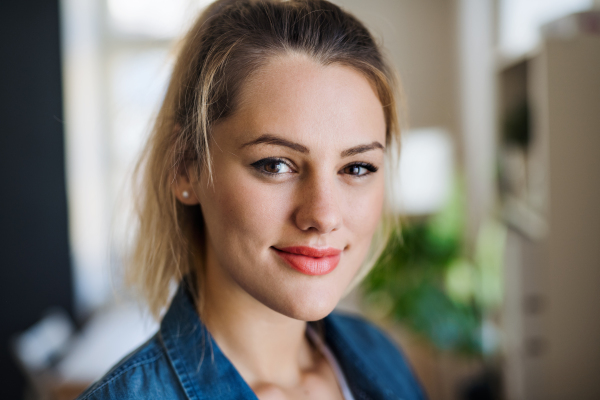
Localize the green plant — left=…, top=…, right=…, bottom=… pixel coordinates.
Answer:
left=363, top=179, right=504, bottom=355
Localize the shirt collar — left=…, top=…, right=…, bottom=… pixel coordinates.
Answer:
left=322, top=316, right=405, bottom=400
left=159, top=283, right=258, bottom=400
left=159, top=283, right=394, bottom=400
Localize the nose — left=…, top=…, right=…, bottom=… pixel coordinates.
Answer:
left=293, top=174, right=343, bottom=234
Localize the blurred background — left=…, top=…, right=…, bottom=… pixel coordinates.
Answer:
left=1, top=0, right=599, bottom=399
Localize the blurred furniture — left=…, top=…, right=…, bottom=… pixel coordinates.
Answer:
left=12, top=303, right=158, bottom=400
left=499, top=11, right=600, bottom=400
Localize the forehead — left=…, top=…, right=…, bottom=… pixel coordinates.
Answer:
left=222, top=53, right=386, bottom=149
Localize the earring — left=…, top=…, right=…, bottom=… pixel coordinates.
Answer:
left=182, top=190, right=190, bottom=199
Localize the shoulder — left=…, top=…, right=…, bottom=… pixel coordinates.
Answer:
left=325, top=311, right=426, bottom=399
left=76, top=334, right=185, bottom=400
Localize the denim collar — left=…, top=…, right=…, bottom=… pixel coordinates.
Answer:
left=159, top=284, right=403, bottom=400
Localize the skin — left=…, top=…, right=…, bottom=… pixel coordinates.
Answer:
left=174, top=53, right=387, bottom=400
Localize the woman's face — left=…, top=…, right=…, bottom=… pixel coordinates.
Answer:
left=182, top=54, right=386, bottom=321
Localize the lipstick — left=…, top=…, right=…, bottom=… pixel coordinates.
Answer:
left=272, top=246, right=341, bottom=276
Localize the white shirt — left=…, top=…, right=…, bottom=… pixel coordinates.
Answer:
left=306, top=325, right=356, bottom=400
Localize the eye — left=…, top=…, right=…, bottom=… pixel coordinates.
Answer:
left=341, top=162, right=378, bottom=177
left=251, top=157, right=294, bottom=175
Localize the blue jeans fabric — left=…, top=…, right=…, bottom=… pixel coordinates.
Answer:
left=77, top=284, right=426, bottom=400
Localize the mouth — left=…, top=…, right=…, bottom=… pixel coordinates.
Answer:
left=271, top=246, right=342, bottom=276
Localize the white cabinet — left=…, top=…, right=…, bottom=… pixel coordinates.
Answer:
left=500, top=11, right=600, bottom=400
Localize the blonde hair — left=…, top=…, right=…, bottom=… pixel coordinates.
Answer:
left=128, top=0, right=403, bottom=318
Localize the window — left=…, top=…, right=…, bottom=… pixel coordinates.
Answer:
left=61, top=0, right=212, bottom=315
left=499, top=0, right=594, bottom=57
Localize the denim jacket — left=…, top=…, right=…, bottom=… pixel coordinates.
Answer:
left=77, top=284, right=426, bottom=400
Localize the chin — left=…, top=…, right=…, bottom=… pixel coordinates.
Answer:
left=264, top=284, right=343, bottom=322
left=269, top=264, right=361, bottom=321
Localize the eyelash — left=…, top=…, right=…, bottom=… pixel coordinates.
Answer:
left=250, top=157, right=378, bottom=177
left=340, top=162, right=378, bottom=177
left=250, top=157, right=295, bottom=176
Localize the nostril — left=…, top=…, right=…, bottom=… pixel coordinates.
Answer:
left=294, top=200, right=342, bottom=233
left=293, top=178, right=343, bottom=233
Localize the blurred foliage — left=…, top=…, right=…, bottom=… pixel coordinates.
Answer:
left=363, top=179, right=505, bottom=356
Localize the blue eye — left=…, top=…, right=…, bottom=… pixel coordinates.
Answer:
left=342, top=162, right=378, bottom=176
left=251, top=158, right=294, bottom=175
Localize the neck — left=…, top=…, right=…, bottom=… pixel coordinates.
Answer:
left=198, top=247, right=317, bottom=387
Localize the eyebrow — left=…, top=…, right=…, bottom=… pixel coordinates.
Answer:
left=240, top=133, right=385, bottom=157
left=240, top=134, right=309, bottom=153
left=341, top=141, right=385, bottom=157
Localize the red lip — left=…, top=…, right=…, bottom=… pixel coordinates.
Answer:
left=272, top=246, right=342, bottom=276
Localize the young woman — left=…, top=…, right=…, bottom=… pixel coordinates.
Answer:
left=78, top=0, right=425, bottom=399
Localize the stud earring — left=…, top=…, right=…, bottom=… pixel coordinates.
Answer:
left=182, top=190, right=190, bottom=199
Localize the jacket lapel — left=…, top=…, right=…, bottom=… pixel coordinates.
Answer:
left=159, top=285, right=259, bottom=400
left=322, top=314, right=414, bottom=400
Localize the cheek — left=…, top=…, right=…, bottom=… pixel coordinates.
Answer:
left=200, top=169, right=289, bottom=254
left=343, top=178, right=385, bottom=244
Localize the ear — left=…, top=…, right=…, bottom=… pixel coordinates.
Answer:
left=172, top=164, right=200, bottom=206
